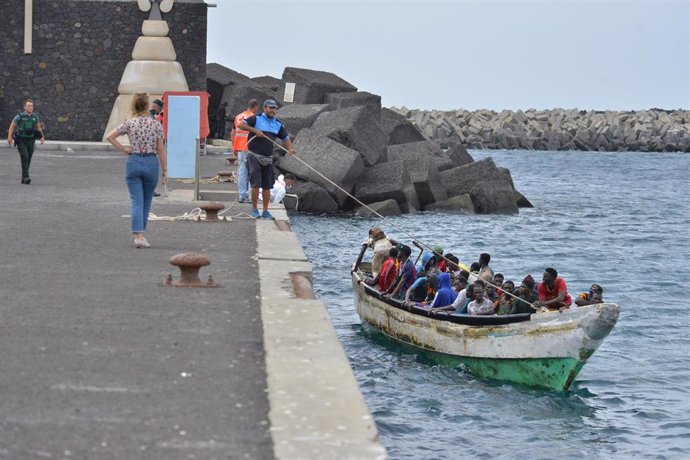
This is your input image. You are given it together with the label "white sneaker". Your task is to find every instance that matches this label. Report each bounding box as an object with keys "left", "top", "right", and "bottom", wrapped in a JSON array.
[{"left": 134, "top": 237, "right": 151, "bottom": 248}]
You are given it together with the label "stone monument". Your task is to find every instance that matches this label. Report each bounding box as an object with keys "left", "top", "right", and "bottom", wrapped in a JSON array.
[{"left": 103, "top": 0, "right": 188, "bottom": 140}]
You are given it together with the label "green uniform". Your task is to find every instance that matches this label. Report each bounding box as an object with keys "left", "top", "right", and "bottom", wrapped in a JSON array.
[{"left": 12, "top": 111, "right": 40, "bottom": 182}]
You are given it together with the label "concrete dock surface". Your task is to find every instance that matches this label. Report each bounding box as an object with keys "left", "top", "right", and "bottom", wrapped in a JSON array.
[{"left": 0, "top": 142, "right": 386, "bottom": 459}]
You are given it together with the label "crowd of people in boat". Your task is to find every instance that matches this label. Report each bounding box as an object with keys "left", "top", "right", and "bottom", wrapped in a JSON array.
[{"left": 360, "top": 227, "right": 605, "bottom": 316}]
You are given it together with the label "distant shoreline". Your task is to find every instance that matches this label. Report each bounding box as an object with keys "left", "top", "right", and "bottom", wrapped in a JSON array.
[{"left": 395, "top": 107, "right": 689, "bottom": 152}]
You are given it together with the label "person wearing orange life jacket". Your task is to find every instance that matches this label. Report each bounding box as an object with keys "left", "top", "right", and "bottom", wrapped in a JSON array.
[{"left": 231, "top": 99, "right": 259, "bottom": 203}]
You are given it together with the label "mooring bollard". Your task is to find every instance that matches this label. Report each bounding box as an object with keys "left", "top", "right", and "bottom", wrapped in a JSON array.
[
  {"left": 198, "top": 202, "right": 225, "bottom": 222},
  {"left": 163, "top": 253, "right": 220, "bottom": 288}
]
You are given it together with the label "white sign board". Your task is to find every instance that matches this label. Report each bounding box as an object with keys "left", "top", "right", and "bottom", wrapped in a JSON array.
[
  {"left": 283, "top": 82, "right": 296, "bottom": 103},
  {"left": 166, "top": 95, "right": 200, "bottom": 179}
]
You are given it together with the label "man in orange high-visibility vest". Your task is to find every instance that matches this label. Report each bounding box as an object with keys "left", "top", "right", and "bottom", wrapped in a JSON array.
[{"left": 231, "top": 99, "right": 260, "bottom": 203}]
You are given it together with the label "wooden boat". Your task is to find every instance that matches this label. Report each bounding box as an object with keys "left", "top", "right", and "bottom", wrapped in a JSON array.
[{"left": 351, "top": 255, "right": 620, "bottom": 391}]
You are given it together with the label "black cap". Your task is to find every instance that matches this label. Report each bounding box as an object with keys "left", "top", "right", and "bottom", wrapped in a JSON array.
[
  {"left": 590, "top": 284, "right": 603, "bottom": 294},
  {"left": 153, "top": 99, "right": 164, "bottom": 108}
]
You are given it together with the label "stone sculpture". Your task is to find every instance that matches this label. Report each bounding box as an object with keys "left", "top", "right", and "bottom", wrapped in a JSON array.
[{"left": 103, "top": 0, "right": 188, "bottom": 140}]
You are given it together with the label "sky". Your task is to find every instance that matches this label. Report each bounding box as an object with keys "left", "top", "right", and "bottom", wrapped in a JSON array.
[{"left": 205, "top": 0, "right": 689, "bottom": 112}]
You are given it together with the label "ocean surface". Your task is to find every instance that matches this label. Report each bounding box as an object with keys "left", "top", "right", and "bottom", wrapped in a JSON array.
[{"left": 289, "top": 150, "right": 690, "bottom": 460}]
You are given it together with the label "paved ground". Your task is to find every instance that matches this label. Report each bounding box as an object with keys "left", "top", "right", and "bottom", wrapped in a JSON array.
[
  {"left": 0, "top": 142, "right": 387, "bottom": 460},
  {"left": 0, "top": 145, "right": 273, "bottom": 459}
]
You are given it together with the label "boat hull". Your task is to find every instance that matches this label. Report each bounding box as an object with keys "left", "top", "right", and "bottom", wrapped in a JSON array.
[{"left": 352, "top": 272, "right": 619, "bottom": 391}]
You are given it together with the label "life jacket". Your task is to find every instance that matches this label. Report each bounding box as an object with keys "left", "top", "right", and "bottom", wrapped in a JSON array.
[
  {"left": 233, "top": 110, "right": 254, "bottom": 151},
  {"left": 15, "top": 112, "right": 39, "bottom": 141}
]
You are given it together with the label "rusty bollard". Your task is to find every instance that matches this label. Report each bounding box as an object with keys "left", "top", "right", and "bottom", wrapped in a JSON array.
[
  {"left": 217, "top": 171, "right": 233, "bottom": 180},
  {"left": 163, "top": 253, "right": 220, "bottom": 288},
  {"left": 199, "top": 202, "right": 225, "bottom": 222}
]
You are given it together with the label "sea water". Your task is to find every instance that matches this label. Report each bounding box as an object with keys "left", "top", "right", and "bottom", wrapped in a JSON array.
[{"left": 289, "top": 150, "right": 690, "bottom": 459}]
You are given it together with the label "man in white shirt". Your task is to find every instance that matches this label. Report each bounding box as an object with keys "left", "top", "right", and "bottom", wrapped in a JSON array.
[{"left": 468, "top": 283, "right": 496, "bottom": 315}]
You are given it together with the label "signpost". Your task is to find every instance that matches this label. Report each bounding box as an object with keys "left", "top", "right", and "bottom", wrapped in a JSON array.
[{"left": 24, "top": 0, "right": 33, "bottom": 54}]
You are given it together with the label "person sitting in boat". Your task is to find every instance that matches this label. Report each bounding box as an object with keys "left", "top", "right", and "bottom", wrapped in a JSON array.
[
  {"left": 384, "top": 244, "right": 416, "bottom": 300},
  {"left": 364, "top": 227, "right": 395, "bottom": 277},
  {"left": 493, "top": 273, "right": 505, "bottom": 294},
  {"left": 478, "top": 253, "right": 494, "bottom": 283},
  {"left": 514, "top": 276, "right": 538, "bottom": 313},
  {"left": 468, "top": 283, "right": 496, "bottom": 315},
  {"left": 467, "top": 262, "right": 481, "bottom": 284},
  {"left": 534, "top": 267, "right": 573, "bottom": 312},
  {"left": 432, "top": 245, "right": 446, "bottom": 272},
  {"left": 575, "top": 283, "right": 605, "bottom": 307},
  {"left": 452, "top": 274, "right": 468, "bottom": 293},
  {"left": 428, "top": 272, "right": 457, "bottom": 308},
  {"left": 363, "top": 247, "right": 399, "bottom": 292},
  {"left": 445, "top": 253, "right": 460, "bottom": 276},
  {"left": 495, "top": 280, "right": 519, "bottom": 315},
  {"left": 415, "top": 251, "right": 438, "bottom": 278},
  {"left": 403, "top": 272, "right": 439, "bottom": 306},
  {"left": 429, "top": 280, "right": 480, "bottom": 315},
  {"left": 485, "top": 283, "right": 499, "bottom": 302}
]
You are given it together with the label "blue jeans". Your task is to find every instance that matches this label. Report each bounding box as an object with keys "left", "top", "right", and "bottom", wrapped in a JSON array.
[
  {"left": 237, "top": 150, "right": 250, "bottom": 201},
  {"left": 125, "top": 154, "right": 159, "bottom": 233}
]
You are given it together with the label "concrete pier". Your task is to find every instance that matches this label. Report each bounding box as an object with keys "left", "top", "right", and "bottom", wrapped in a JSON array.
[{"left": 0, "top": 141, "right": 386, "bottom": 459}]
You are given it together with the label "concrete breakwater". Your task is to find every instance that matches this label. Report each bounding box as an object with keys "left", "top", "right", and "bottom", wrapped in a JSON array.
[
  {"left": 393, "top": 107, "right": 690, "bottom": 152},
  {"left": 208, "top": 64, "right": 531, "bottom": 216}
]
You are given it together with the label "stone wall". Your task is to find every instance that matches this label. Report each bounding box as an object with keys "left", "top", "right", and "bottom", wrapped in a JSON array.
[
  {"left": 395, "top": 107, "right": 690, "bottom": 152},
  {"left": 0, "top": 0, "right": 207, "bottom": 141}
]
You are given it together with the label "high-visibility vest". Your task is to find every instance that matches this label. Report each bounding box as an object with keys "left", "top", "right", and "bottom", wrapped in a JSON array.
[{"left": 233, "top": 110, "right": 254, "bottom": 152}]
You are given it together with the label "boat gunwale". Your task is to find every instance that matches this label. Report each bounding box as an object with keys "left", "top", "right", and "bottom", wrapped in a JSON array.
[{"left": 353, "top": 269, "right": 533, "bottom": 326}]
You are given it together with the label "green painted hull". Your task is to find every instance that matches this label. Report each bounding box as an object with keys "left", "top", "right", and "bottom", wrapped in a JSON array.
[
  {"left": 425, "top": 350, "right": 585, "bottom": 391},
  {"left": 363, "top": 324, "right": 586, "bottom": 391}
]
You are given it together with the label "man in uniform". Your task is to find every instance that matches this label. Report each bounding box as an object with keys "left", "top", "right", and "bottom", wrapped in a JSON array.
[
  {"left": 6, "top": 99, "right": 45, "bottom": 184},
  {"left": 238, "top": 99, "right": 296, "bottom": 219},
  {"left": 231, "top": 99, "right": 259, "bottom": 203}
]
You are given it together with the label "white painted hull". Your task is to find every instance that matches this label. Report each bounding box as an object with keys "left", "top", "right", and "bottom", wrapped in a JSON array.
[{"left": 352, "top": 271, "right": 620, "bottom": 390}]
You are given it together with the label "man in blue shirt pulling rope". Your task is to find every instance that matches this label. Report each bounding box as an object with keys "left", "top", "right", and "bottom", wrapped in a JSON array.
[{"left": 238, "top": 99, "right": 296, "bottom": 220}]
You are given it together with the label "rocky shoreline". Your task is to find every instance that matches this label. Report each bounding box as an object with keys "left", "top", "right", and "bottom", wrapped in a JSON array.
[{"left": 394, "top": 107, "right": 690, "bottom": 152}]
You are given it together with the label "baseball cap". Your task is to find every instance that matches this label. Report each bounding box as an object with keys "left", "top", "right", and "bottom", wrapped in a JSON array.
[
  {"left": 153, "top": 99, "right": 164, "bottom": 108},
  {"left": 590, "top": 284, "right": 603, "bottom": 294},
  {"left": 432, "top": 245, "right": 444, "bottom": 254},
  {"left": 263, "top": 99, "right": 278, "bottom": 108}
]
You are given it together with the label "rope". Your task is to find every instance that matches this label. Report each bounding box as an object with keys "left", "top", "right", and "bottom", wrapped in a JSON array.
[
  {"left": 175, "top": 174, "right": 235, "bottom": 184},
  {"left": 256, "top": 135, "right": 536, "bottom": 309}
]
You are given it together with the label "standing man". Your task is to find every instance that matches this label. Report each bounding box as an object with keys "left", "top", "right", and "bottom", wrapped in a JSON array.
[
  {"left": 238, "top": 99, "right": 296, "bottom": 220},
  {"left": 150, "top": 98, "right": 165, "bottom": 197},
  {"left": 384, "top": 245, "right": 416, "bottom": 300},
  {"left": 7, "top": 99, "right": 45, "bottom": 184},
  {"left": 231, "top": 99, "right": 259, "bottom": 203},
  {"left": 150, "top": 98, "right": 164, "bottom": 123},
  {"left": 216, "top": 101, "right": 228, "bottom": 139}
]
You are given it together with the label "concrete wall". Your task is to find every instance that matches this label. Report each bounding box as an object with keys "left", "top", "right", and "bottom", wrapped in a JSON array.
[
  {"left": 0, "top": 0, "right": 207, "bottom": 141},
  {"left": 396, "top": 107, "right": 690, "bottom": 152}
]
